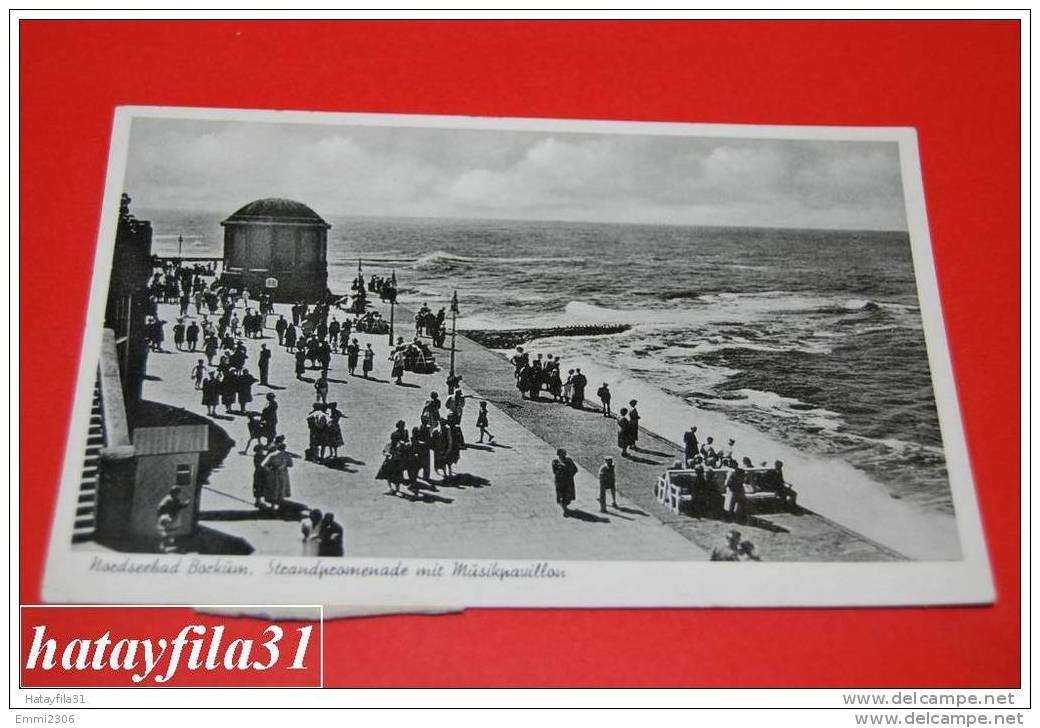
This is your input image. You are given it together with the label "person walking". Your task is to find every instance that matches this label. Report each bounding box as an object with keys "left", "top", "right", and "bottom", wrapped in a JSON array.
[
  {"left": 203, "top": 333, "right": 218, "bottom": 365},
  {"left": 252, "top": 443, "right": 268, "bottom": 509},
  {"left": 294, "top": 348, "right": 307, "bottom": 380},
  {"left": 243, "top": 414, "right": 265, "bottom": 453},
  {"left": 261, "top": 442, "right": 294, "bottom": 512},
  {"left": 552, "top": 448, "right": 578, "bottom": 517},
  {"left": 570, "top": 368, "right": 588, "bottom": 410},
  {"left": 377, "top": 423, "right": 409, "bottom": 494},
  {"left": 362, "top": 343, "right": 375, "bottom": 378},
  {"left": 391, "top": 350, "right": 405, "bottom": 385},
  {"left": 306, "top": 404, "right": 329, "bottom": 462},
  {"left": 284, "top": 323, "right": 297, "bottom": 352},
  {"left": 173, "top": 320, "right": 185, "bottom": 351},
  {"left": 346, "top": 338, "right": 360, "bottom": 376},
  {"left": 220, "top": 371, "right": 238, "bottom": 415},
  {"left": 236, "top": 368, "right": 257, "bottom": 414},
  {"left": 314, "top": 373, "right": 329, "bottom": 405},
  {"left": 628, "top": 400, "right": 641, "bottom": 449},
  {"left": 185, "top": 321, "right": 200, "bottom": 352},
  {"left": 201, "top": 370, "right": 219, "bottom": 416},
  {"left": 275, "top": 315, "right": 288, "bottom": 345},
  {"left": 476, "top": 401, "right": 495, "bottom": 443},
  {"left": 616, "top": 407, "right": 632, "bottom": 457},
  {"left": 190, "top": 359, "right": 207, "bottom": 390},
  {"left": 326, "top": 402, "right": 345, "bottom": 461},
  {"left": 430, "top": 420, "right": 454, "bottom": 478},
  {"left": 261, "top": 393, "right": 279, "bottom": 441},
  {"left": 598, "top": 456, "right": 618, "bottom": 513},
  {"left": 596, "top": 383, "right": 611, "bottom": 416},
  {"left": 422, "top": 392, "right": 442, "bottom": 426},
  {"left": 258, "top": 343, "right": 272, "bottom": 386}
]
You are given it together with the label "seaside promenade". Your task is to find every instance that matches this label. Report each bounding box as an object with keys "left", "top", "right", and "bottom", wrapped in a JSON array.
[
  {"left": 119, "top": 296, "right": 903, "bottom": 562},
  {"left": 133, "top": 301, "right": 704, "bottom": 561}
]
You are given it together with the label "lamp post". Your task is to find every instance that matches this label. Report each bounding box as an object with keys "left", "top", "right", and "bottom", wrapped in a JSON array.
[
  {"left": 355, "top": 258, "right": 364, "bottom": 314},
  {"left": 449, "top": 290, "right": 459, "bottom": 379},
  {"left": 387, "top": 269, "right": 397, "bottom": 346},
  {"left": 177, "top": 234, "right": 183, "bottom": 260}
]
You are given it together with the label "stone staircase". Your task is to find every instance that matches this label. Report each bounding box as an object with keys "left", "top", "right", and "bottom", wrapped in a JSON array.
[{"left": 72, "top": 376, "right": 104, "bottom": 543}]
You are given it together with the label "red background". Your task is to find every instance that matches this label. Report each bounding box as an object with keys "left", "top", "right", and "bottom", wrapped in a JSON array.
[{"left": 19, "top": 20, "right": 1021, "bottom": 687}]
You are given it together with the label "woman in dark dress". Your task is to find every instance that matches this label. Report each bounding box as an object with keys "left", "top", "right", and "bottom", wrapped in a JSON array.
[
  {"left": 362, "top": 344, "right": 375, "bottom": 378},
  {"left": 201, "top": 371, "right": 220, "bottom": 416},
  {"left": 326, "top": 402, "right": 345, "bottom": 461},
  {"left": 552, "top": 448, "right": 578, "bottom": 516},
  {"left": 430, "top": 421, "right": 453, "bottom": 477},
  {"left": 616, "top": 407, "right": 631, "bottom": 457},
  {"left": 219, "top": 371, "right": 238, "bottom": 414},
  {"left": 376, "top": 423, "right": 409, "bottom": 494},
  {"left": 237, "top": 368, "right": 257, "bottom": 414},
  {"left": 252, "top": 443, "right": 268, "bottom": 508},
  {"left": 346, "top": 339, "right": 360, "bottom": 375}
]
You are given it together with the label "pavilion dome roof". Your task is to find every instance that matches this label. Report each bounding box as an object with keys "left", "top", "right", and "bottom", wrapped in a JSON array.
[{"left": 221, "top": 198, "right": 330, "bottom": 227}]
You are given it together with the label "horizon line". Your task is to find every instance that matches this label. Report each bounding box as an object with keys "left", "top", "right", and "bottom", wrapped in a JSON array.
[{"left": 132, "top": 204, "right": 910, "bottom": 236}]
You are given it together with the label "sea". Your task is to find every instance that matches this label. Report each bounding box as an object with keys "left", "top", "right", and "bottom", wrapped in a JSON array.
[{"left": 142, "top": 210, "right": 959, "bottom": 559}]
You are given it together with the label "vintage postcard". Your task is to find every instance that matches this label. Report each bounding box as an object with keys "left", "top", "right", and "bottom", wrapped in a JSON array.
[{"left": 40, "top": 107, "right": 993, "bottom": 607}]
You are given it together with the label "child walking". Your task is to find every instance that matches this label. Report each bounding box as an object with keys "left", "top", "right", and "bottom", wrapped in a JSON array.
[{"left": 476, "top": 401, "right": 495, "bottom": 444}]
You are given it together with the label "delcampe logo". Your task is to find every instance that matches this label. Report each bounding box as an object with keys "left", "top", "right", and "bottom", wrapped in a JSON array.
[{"left": 20, "top": 606, "right": 322, "bottom": 688}]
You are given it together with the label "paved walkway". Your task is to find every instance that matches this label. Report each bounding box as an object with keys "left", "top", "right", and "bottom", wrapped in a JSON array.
[
  {"left": 422, "top": 304, "right": 904, "bottom": 562},
  {"left": 137, "top": 301, "right": 706, "bottom": 561}
]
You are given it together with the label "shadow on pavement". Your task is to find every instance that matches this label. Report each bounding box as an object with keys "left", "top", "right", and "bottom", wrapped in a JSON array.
[{"left": 566, "top": 508, "right": 610, "bottom": 523}]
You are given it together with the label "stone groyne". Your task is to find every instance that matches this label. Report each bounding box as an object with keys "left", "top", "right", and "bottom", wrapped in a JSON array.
[{"left": 460, "top": 323, "right": 630, "bottom": 350}]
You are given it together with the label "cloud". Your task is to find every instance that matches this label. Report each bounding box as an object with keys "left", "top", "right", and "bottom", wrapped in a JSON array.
[{"left": 124, "top": 118, "right": 908, "bottom": 230}]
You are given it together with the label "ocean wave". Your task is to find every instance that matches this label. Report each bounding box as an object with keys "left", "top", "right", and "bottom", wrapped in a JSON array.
[
  {"left": 840, "top": 298, "right": 920, "bottom": 313},
  {"left": 406, "top": 250, "right": 585, "bottom": 272},
  {"left": 564, "top": 293, "right": 838, "bottom": 328},
  {"left": 727, "top": 388, "right": 846, "bottom": 432}
]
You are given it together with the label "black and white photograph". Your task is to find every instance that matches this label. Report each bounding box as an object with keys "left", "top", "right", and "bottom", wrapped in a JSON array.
[{"left": 43, "top": 108, "right": 992, "bottom": 607}]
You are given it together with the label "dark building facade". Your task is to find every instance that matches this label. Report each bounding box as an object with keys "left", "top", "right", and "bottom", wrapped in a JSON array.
[
  {"left": 105, "top": 193, "right": 154, "bottom": 403},
  {"left": 219, "top": 198, "right": 331, "bottom": 302}
]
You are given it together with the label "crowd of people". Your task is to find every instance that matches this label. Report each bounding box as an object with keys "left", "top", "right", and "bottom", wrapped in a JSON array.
[
  {"left": 368, "top": 273, "right": 397, "bottom": 303},
  {"left": 414, "top": 302, "right": 449, "bottom": 349},
  {"left": 374, "top": 386, "right": 483, "bottom": 497},
  {"left": 146, "top": 253, "right": 796, "bottom": 563},
  {"left": 509, "top": 346, "right": 595, "bottom": 408}
]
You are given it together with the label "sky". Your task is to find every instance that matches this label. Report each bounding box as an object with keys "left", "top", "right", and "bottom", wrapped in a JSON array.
[{"left": 124, "top": 117, "right": 908, "bottom": 231}]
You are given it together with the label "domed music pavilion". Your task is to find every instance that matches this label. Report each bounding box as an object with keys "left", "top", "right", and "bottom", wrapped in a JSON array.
[{"left": 220, "top": 198, "right": 331, "bottom": 302}]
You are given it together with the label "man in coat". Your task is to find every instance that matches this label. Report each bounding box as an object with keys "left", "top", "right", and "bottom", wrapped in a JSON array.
[
  {"left": 258, "top": 343, "right": 272, "bottom": 386},
  {"left": 552, "top": 448, "right": 578, "bottom": 517},
  {"left": 683, "top": 426, "right": 699, "bottom": 465},
  {"left": 261, "top": 393, "right": 279, "bottom": 441},
  {"left": 275, "top": 315, "right": 288, "bottom": 345},
  {"left": 237, "top": 368, "right": 258, "bottom": 414}
]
